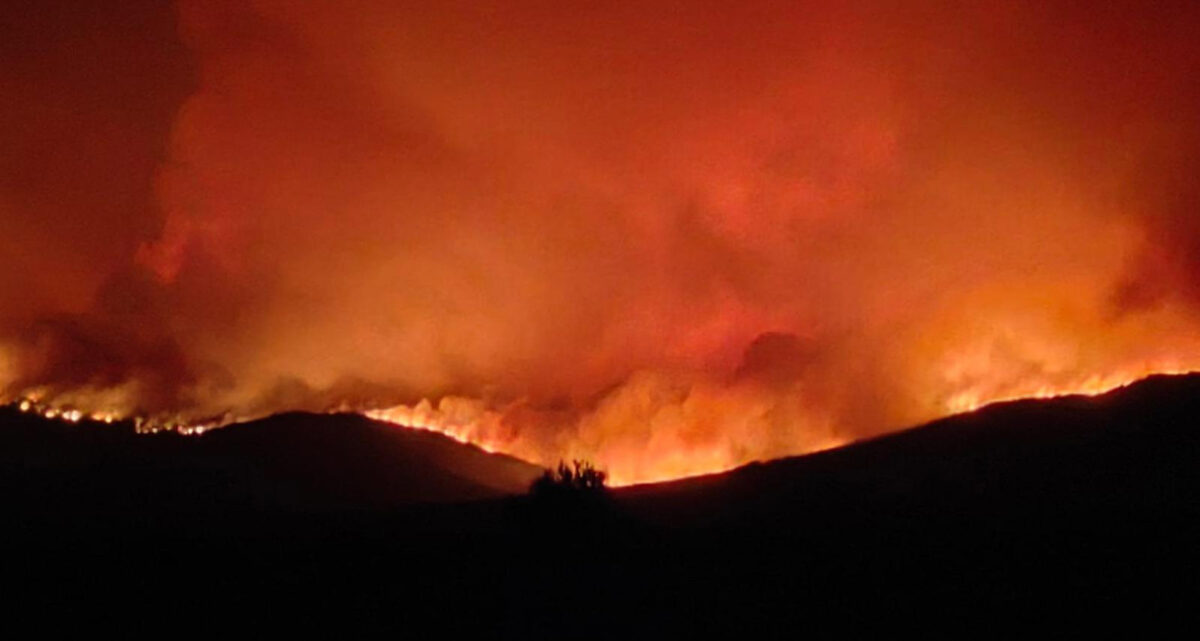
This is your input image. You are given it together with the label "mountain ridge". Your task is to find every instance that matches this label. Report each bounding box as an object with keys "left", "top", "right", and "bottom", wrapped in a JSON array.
[{"left": 0, "top": 405, "right": 544, "bottom": 517}]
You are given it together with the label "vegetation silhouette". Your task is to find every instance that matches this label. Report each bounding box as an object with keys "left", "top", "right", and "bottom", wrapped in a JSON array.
[
  {"left": 9, "top": 374, "right": 1200, "bottom": 633},
  {"left": 530, "top": 459, "right": 608, "bottom": 498},
  {"left": 516, "top": 459, "right": 614, "bottom": 534}
]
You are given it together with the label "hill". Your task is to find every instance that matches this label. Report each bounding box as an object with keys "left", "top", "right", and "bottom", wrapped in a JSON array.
[
  {"left": 3, "top": 373, "right": 1199, "bottom": 633},
  {"left": 0, "top": 407, "right": 543, "bottom": 528},
  {"left": 621, "top": 372, "right": 1200, "bottom": 529}
]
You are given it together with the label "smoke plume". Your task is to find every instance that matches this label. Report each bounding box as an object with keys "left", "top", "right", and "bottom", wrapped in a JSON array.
[{"left": 4, "top": 1, "right": 1200, "bottom": 482}]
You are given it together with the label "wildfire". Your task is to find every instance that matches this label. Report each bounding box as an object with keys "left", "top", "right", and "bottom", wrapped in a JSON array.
[
  {"left": 362, "top": 362, "right": 1198, "bottom": 487},
  {"left": 4, "top": 0, "right": 1200, "bottom": 491},
  {"left": 365, "top": 399, "right": 502, "bottom": 454},
  {"left": 7, "top": 397, "right": 205, "bottom": 431},
  {"left": 11, "top": 399, "right": 117, "bottom": 425},
  {"left": 6, "top": 360, "right": 1198, "bottom": 487},
  {"left": 941, "top": 367, "right": 1197, "bottom": 414}
]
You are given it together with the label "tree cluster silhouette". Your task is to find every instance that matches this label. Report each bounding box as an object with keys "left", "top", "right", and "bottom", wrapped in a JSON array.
[
  {"left": 513, "top": 460, "right": 615, "bottom": 536},
  {"left": 530, "top": 460, "right": 608, "bottom": 498}
]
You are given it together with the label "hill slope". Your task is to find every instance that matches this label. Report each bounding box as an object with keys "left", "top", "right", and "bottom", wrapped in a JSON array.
[
  {"left": 620, "top": 372, "right": 1200, "bottom": 529},
  {"left": 0, "top": 408, "right": 543, "bottom": 524},
  {"left": 4, "top": 374, "right": 1199, "bottom": 632},
  {"left": 619, "top": 372, "right": 1200, "bottom": 528}
]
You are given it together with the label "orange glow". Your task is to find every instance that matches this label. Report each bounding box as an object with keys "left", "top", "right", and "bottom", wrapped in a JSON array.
[
  {"left": 15, "top": 357, "right": 1195, "bottom": 486},
  {"left": 364, "top": 365, "right": 1198, "bottom": 487},
  {"left": 941, "top": 367, "right": 1196, "bottom": 414}
]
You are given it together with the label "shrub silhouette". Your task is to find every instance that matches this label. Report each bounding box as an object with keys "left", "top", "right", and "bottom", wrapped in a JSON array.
[
  {"left": 518, "top": 460, "right": 614, "bottom": 536},
  {"left": 529, "top": 459, "right": 608, "bottom": 500}
]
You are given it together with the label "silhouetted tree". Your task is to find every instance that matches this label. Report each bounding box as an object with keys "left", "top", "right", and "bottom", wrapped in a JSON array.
[
  {"left": 530, "top": 459, "right": 608, "bottom": 498},
  {"left": 525, "top": 460, "right": 609, "bottom": 511},
  {"left": 515, "top": 459, "right": 615, "bottom": 538}
]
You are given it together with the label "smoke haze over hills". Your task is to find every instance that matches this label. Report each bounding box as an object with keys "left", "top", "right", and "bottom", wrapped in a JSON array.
[{"left": 3, "top": 1, "right": 1200, "bottom": 481}]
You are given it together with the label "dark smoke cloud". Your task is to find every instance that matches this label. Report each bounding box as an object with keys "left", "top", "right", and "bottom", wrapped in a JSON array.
[
  {"left": 0, "top": 1, "right": 194, "bottom": 408},
  {"left": 3, "top": 1, "right": 1200, "bottom": 480}
]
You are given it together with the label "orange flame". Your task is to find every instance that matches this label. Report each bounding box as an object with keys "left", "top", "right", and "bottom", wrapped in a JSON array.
[
  {"left": 9, "top": 359, "right": 1198, "bottom": 487},
  {"left": 365, "top": 362, "right": 1198, "bottom": 487}
]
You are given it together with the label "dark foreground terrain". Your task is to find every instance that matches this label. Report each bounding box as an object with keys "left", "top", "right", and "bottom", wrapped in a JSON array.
[{"left": 3, "top": 375, "right": 1200, "bottom": 634}]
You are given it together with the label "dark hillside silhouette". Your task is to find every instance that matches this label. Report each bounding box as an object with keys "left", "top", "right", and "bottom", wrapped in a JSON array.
[
  {"left": 4, "top": 373, "right": 1200, "bottom": 633},
  {"left": 0, "top": 409, "right": 542, "bottom": 524}
]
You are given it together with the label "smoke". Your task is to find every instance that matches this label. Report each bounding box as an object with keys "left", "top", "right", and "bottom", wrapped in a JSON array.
[{"left": 3, "top": 1, "right": 1200, "bottom": 481}]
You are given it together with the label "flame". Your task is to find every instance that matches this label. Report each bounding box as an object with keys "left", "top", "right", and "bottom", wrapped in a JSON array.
[
  {"left": 362, "top": 383, "right": 833, "bottom": 487},
  {"left": 361, "top": 292, "right": 1200, "bottom": 486},
  {"left": 941, "top": 367, "right": 1194, "bottom": 414},
  {"left": 364, "top": 360, "right": 1199, "bottom": 487},
  {"left": 8, "top": 396, "right": 201, "bottom": 432},
  {"left": 7, "top": 359, "right": 1198, "bottom": 486},
  {"left": 7, "top": 276, "right": 1200, "bottom": 487},
  {"left": 367, "top": 369, "right": 1200, "bottom": 484}
]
